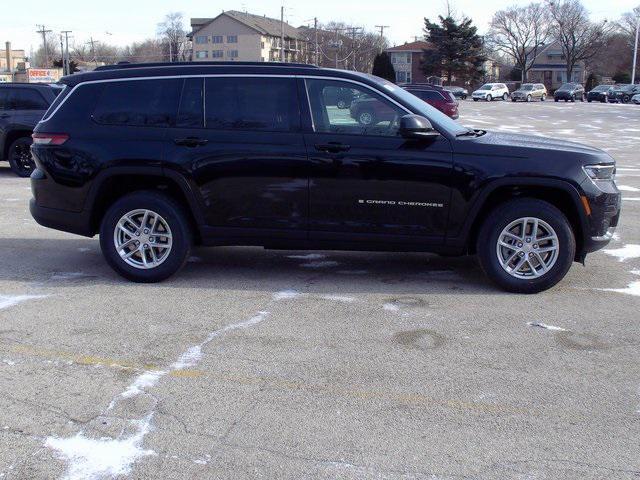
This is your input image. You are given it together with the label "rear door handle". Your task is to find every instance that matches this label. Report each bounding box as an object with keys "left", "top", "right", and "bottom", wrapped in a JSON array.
[
  {"left": 174, "top": 137, "right": 208, "bottom": 147},
  {"left": 314, "top": 143, "right": 351, "bottom": 153}
]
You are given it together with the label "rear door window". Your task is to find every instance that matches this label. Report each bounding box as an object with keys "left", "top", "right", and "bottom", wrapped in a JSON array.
[
  {"left": 93, "top": 79, "right": 181, "bottom": 127},
  {"left": 204, "top": 77, "right": 300, "bottom": 132},
  {"left": 176, "top": 78, "right": 203, "bottom": 128},
  {"left": 12, "top": 88, "right": 50, "bottom": 110}
]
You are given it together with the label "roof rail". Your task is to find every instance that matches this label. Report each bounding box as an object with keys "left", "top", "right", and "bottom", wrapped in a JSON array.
[{"left": 94, "top": 61, "right": 319, "bottom": 71}]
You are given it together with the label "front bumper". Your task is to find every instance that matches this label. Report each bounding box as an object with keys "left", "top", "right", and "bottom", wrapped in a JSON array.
[{"left": 581, "top": 180, "right": 622, "bottom": 255}]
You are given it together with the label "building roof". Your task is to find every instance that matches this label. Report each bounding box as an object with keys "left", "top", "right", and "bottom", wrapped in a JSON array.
[
  {"left": 385, "top": 41, "right": 431, "bottom": 52},
  {"left": 191, "top": 10, "right": 302, "bottom": 39}
]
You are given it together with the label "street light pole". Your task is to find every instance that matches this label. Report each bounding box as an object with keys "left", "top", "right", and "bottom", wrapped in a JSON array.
[{"left": 633, "top": 9, "right": 639, "bottom": 84}]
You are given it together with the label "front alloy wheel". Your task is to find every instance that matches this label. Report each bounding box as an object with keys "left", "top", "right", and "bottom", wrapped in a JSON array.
[
  {"left": 496, "top": 218, "right": 559, "bottom": 279},
  {"left": 477, "top": 198, "right": 575, "bottom": 293}
]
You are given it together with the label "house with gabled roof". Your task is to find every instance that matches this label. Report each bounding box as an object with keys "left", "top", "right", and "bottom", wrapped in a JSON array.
[
  {"left": 527, "top": 41, "right": 587, "bottom": 90},
  {"left": 385, "top": 41, "right": 434, "bottom": 84},
  {"left": 189, "top": 11, "right": 307, "bottom": 63}
]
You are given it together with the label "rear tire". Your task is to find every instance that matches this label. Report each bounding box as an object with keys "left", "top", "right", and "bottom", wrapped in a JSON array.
[
  {"left": 99, "top": 191, "right": 192, "bottom": 283},
  {"left": 8, "top": 137, "right": 35, "bottom": 178},
  {"left": 541, "top": 94, "right": 546, "bottom": 101},
  {"left": 503, "top": 93, "right": 509, "bottom": 101},
  {"left": 476, "top": 198, "right": 575, "bottom": 293}
]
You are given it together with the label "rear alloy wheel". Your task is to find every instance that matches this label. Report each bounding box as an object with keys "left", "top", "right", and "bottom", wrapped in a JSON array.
[
  {"left": 100, "top": 191, "right": 192, "bottom": 282},
  {"left": 503, "top": 93, "right": 509, "bottom": 101},
  {"left": 623, "top": 95, "right": 630, "bottom": 104},
  {"left": 8, "top": 137, "right": 35, "bottom": 178},
  {"left": 337, "top": 99, "right": 347, "bottom": 109},
  {"left": 477, "top": 198, "right": 575, "bottom": 293}
]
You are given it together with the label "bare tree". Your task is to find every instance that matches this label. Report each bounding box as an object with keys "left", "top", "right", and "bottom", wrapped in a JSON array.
[
  {"left": 157, "top": 12, "right": 187, "bottom": 62},
  {"left": 487, "top": 3, "right": 550, "bottom": 82},
  {"left": 617, "top": 7, "right": 640, "bottom": 40},
  {"left": 32, "top": 32, "right": 60, "bottom": 68},
  {"left": 546, "top": 0, "right": 611, "bottom": 81}
]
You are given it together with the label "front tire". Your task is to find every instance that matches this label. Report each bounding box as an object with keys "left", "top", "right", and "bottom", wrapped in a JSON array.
[
  {"left": 486, "top": 94, "right": 493, "bottom": 102},
  {"left": 8, "top": 137, "right": 35, "bottom": 178},
  {"left": 476, "top": 198, "right": 575, "bottom": 293},
  {"left": 99, "top": 191, "right": 192, "bottom": 283}
]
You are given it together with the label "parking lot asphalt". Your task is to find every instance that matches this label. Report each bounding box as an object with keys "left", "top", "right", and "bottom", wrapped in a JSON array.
[{"left": 0, "top": 100, "right": 639, "bottom": 480}]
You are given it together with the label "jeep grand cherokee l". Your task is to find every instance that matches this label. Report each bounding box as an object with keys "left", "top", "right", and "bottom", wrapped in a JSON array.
[{"left": 30, "top": 62, "right": 621, "bottom": 293}]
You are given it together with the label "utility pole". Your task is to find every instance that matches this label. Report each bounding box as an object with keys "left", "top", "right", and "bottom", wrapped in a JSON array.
[
  {"left": 345, "top": 27, "right": 362, "bottom": 71},
  {"left": 280, "top": 5, "right": 285, "bottom": 62},
  {"left": 87, "top": 37, "right": 97, "bottom": 66},
  {"left": 36, "top": 24, "right": 52, "bottom": 68},
  {"left": 61, "top": 31, "right": 72, "bottom": 75},
  {"left": 59, "top": 35, "right": 64, "bottom": 72},
  {"left": 375, "top": 25, "right": 389, "bottom": 53},
  {"left": 314, "top": 17, "right": 319, "bottom": 66},
  {"left": 633, "top": 7, "right": 639, "bottom": 85}
]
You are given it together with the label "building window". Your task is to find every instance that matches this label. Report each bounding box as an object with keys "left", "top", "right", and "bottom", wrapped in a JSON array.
[
  {"left": 261, "top": 42, "right": 265, "bottom": 49},
  {"left": 195, "top": 50, "right": 209, "bottom": 59},
  {"left": 212, "top": 36, "right": 223, "bottom": 44},
  {"left": 396, "top": 71, "right": 408, "bottom": 83},
  {"left": 211, "top": 50, "right": 223, "bottom": 58},
  {"left": 227, "top": 50, "right": 239, "bottom": 58},
  {"left": 195, "top": 36, "right": 208, "bottom": 44},
  {"left": 227, "top": 35, "right": 238, "bottom": 43}
]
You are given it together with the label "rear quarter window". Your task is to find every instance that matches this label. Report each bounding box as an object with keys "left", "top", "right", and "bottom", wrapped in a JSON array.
[{"left": 93, "top": 79, "right": 181, "bottom": 127}]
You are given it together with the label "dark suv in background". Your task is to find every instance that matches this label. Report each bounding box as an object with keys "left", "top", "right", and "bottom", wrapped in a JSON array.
[
  {"left": 554, "top": 83, "right": 585, "bottom": 102},
  {"left": 30, "top": 62, "right": 621, "bottom": 293},
  {"left": 609, "top": 84, "right": 640, "bottom": 104},
  {"left": 0, "top": 83, "right": 61, "bottom": 176},
  {"left": 587, "top": 85, "right": 615, "bottom": 103}
]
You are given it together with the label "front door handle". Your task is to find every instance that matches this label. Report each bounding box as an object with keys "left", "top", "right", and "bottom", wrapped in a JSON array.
[
  {"left": 174, "top": 137, "right": 208, "bottom": 147},
  {"left": 314, "top": 143, "right": 351, "bottom": 153}
]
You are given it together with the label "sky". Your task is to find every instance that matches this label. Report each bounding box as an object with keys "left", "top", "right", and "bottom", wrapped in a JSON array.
[{"left": 2, "top": 0, "right": 638, "bottom": 56}]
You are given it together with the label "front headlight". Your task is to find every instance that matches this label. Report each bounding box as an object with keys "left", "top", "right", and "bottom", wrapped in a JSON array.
[{"left": 583, "top": 164, "right": 616, "bottom": 181}]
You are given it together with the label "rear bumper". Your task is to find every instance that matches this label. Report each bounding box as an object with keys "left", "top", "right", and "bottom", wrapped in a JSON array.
[{"left": 29, "top": 198, "right": 93, "bottom": 237}]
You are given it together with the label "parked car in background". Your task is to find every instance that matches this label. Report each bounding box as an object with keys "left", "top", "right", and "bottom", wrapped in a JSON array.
[
  {"left": 632, "top": 93, "right": 640, "bottom": 104},
  {"left": 444, "top": 86, "right": 468, "bottom": 100},
  {"left": 511, "top": 83, "right": 547, "bottom": 102},
  {"left": 403, "top": 85, "right": 459, "bottom": 119},
  {"left": 609, "top": 84, "right": 640, "bottom": 104},
  {"left": 587, "top": 85, "right": 615, "bottom": 103},
  {"left": 323, "top": 86, "right": 358, "bottom": 109},
  {"left": 0, "top": 83, "right": 62, "bottom": 177},
  {"left": 554, "top": 83, "right": 585, "bottom": 102},
  {"left": 472, "top": 83, "right": 510, "bottom": 101}
]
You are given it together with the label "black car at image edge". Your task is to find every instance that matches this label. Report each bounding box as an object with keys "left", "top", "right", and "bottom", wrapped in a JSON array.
[
  {"left": 30, "top": 62, "right": 621, "bottom": 293},
  {"left": 0, "top": 83, "right": 62, "bottom": 176}
]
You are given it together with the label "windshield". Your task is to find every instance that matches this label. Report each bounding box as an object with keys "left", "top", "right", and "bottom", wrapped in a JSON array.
[
  {"left": 477, "top": 84, "right": 491, "bottom": 90},
  {"left": 520, "top": 84, "right": 534, "bottom": 90},
  {"left": 618, "top": 84, "right": 634, "bottom": 92},
  {"left": 592, "top": 85, "right": 609, "bottom": 91},
  {"left": 363, "top": 74, "right": 467, "bottom": 136},
  {"left": 558, "top": 83, "right": 575, "bottom": 91}
]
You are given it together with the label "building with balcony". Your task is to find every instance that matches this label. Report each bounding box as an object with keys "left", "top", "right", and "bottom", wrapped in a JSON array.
[{"left": 189, "top": 11, "right": 307, "bottom": 63}]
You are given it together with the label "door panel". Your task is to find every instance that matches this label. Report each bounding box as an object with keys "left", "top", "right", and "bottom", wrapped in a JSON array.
[
  {"left": 303, "top": 78, "right": 453, "bottom": 241},
  {"left": 164, "top": 77, "right": 309, "bottom": 235}
]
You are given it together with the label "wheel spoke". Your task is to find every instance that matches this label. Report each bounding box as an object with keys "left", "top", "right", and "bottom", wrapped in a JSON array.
[
  {"left": 532, "top": 218, "right": 539, "bottom": 241},
  {"left": 499, "top": 240, "right": 517, "bottom": 249},
  {"left": 533, "top": 253, "right": 548, "bottom": 273}
]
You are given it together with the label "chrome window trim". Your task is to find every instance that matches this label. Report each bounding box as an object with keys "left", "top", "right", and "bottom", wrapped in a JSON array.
[{"left": 40, "top": 74, "right": 413, "bottom": 125}]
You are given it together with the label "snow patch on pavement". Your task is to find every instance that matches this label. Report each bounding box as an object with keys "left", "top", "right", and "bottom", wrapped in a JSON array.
[
  {"left": 273, "top": 289, "right": 301, "bottom": 301},
  {"left": 320, "top": 295, "right": 355, "bottom": 302},
  {"left": 46, "top": 311, "right": 269, "bottom": 479},
  {"left": 0, "top": 294, "right": 48, "bottom": 310},
  {"left": 527, "top": 322, "right": 567, "bottom": 331},
  {"left": 601, "top": 281, "right": 640, "bottom": 297},
  {"left": 287, "top": 253, "right": 326, "bottom": 260},
  {"left": 45, "top": 414, "right": 156, "bottom": 480},
  {"left": 49, "top": 272, "right": 89, "bottom": 281},
  {"left": 617, "top": 185, "right": 640, "bottom": 192},
  {"left": 603, "top": 244, "right": 640, "bottom": 262},
  {"left": 383, "top": 303, "right": 400, "bottom": 312}
]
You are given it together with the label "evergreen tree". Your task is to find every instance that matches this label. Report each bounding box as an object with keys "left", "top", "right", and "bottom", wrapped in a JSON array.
[
  {"left": 372, "top": 52, "right": 396, "bottom": 83},
  {"left": 421, "top": 16, "right": 486, "bottom": 85}
]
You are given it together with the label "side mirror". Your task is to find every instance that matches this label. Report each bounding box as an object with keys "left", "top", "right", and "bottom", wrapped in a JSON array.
[{"left": 399, "top": 115, "right": 440, "bottom": 139}]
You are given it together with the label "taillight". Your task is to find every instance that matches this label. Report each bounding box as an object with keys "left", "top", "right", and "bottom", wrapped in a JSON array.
[{"left": 32, "top": 133, "right": 69, "bottom": 145}]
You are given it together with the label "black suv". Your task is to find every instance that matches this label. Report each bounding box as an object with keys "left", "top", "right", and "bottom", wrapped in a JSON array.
[
  {"left": 30, "top": 62, "right": 621, "bottom": 293},
  {"left": 0, "top": 83, "right": 61, "bottom": 176},
  {"left": 554, "top": 83, "right": 585, "bottom": 102}
]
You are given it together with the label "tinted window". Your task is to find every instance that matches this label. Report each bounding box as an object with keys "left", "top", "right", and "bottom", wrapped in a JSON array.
[
  {"left": 306, "top": 79, "right": 406, "bottom": 137},
  {"left": 177, "top": 78, "right": 203, "bottom": 128},
  {"left": 93, "top": 79, "right": 181, "bottom": 127},
  {"left": 204, "top": 77, "right": 299, "bottom": 132},
  {"left": 408, "top": 90, "right": 444, "bottom": 101},
  {"left": 12, "top": 89, "right": 49, "bottom": 110}
]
